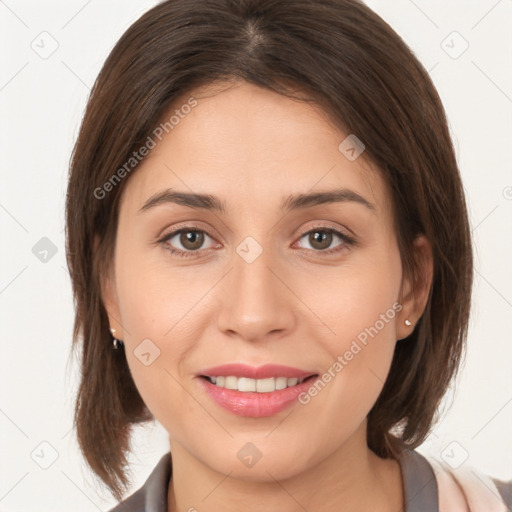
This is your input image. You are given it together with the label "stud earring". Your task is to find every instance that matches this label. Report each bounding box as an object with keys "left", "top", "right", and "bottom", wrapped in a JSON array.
[{"left": 404, "top": 319, "right": 412, "bottom": 326}]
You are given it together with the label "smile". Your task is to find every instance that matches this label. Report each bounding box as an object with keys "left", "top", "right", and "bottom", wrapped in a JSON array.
[{"left": 202, "top": 375, "right": 315, "bottom": 392}]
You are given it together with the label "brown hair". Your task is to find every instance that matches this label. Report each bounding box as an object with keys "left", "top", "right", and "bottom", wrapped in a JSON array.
[{"left": 65, "top": 0, "right": 473, "bottom": 501}]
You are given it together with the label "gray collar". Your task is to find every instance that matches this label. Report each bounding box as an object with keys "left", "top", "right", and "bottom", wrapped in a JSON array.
[{"left": 110, "top": 448, "right": 438, "bottom": 512}]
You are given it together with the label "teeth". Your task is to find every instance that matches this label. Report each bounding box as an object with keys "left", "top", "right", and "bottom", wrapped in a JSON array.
[
  {"left": 225, "top": 376, "right": 238, "bottom": 389},
  {"left": 207, "top": 375, "right": 306, "bottom": 392},
  {"left": 275, "top": 377, "right": 288, "bottom": 390},
  {"left": 239, "top": 377, "right": 256, "bottom": 392}
]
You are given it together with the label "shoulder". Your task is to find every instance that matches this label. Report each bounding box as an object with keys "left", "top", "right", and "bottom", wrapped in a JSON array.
[
  {"left": 108, "top": 452, "right": 172, "bottom": 512},
  {"left": 420, "top": 451, "right": 512, "bottom": 511}
]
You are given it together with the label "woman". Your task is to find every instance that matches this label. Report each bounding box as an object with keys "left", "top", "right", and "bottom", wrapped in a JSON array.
[{"left": 65, "top": 0, "right": 511, "bottom": 510}]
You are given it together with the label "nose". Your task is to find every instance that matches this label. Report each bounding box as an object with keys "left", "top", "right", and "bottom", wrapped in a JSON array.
[{"left": 215, "top": 241, "right": 295, "bottom": 343}]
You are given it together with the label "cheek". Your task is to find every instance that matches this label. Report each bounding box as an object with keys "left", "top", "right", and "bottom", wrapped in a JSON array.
[
  {"left": 311, "top": 253, "right": 401, "bottom": 353},
  {"left": 112, "top": 249, "right": 200, "bottom": 412},
  {"left": 114, "top": 240, "right": 209, "bottom": 340},
  {"left": 299, "top": 251, "right": 402, "bottom": 415}
]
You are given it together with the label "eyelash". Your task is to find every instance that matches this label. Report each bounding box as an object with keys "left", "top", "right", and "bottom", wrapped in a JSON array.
[{"left": 158, "top": 224, "right": 357, "bottom": 259}]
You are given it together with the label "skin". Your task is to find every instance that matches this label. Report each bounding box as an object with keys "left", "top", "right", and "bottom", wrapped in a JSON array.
[{"left": 101, "top": 80, "right": 433, "bottom": 512}]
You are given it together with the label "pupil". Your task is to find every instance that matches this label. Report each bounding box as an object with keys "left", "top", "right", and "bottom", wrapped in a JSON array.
[
  {"left": 312, "top": 230, "right": 331, "bottom": 249},
  {"left": 182, "top": 230, "right": 203, "bottom": 249}
]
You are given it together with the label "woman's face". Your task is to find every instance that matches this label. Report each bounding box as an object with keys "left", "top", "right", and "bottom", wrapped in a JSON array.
[{"left": 102, "top": 80, "right": 429, "bottom": 480}]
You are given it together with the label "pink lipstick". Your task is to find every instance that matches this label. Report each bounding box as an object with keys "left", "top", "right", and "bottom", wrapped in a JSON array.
[{"left": 197, "top": 363, "right": 319, "bottom": 417}]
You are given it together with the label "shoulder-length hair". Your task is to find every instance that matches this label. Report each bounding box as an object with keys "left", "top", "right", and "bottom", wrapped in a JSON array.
[{"left": 65, "top": 0, "right": 473, "bottom": 501}]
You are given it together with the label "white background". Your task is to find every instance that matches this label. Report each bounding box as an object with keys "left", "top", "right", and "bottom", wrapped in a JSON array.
[{"left": 1, "top": 0, "right": 511, "bottom": 510}]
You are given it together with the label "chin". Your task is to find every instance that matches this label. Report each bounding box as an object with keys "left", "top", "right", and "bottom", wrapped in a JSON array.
[{"left": 200, "top": 441, "right": 315, "bottom": 482}]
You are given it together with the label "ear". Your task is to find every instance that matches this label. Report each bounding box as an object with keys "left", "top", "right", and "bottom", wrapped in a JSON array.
[
  {"left": 396, "top": 234, "right": 433, "bottom": 341},
  {"left": 95, "top": 234, "right": 124, "bottom": 341}
]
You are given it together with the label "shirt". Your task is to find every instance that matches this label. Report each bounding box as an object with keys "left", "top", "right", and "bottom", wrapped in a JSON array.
[{"left": 108, "top": 449, "right": 512, "bottom": 511}]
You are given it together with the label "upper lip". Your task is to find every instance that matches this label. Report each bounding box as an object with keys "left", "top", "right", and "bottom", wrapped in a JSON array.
[{"left": 199, "top": 363, "right": 318, "bottom": 379}]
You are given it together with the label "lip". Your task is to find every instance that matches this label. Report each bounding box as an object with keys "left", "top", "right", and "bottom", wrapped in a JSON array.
[
  {"left": 198, "top": 363, "right": 317, "bottom": 379},
  {"left": 197, "top": 374, "right": 320, "bottom": 417}
]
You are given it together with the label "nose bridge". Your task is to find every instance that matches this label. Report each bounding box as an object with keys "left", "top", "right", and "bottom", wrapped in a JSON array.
[
  {"left": 235, "top": 237, "right": 277, "bottom": 300},
  {"left": 216, "top": 234, "right": 293, "bottom": 340}
]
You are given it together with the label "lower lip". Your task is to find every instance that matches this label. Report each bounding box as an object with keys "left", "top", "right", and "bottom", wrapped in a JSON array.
[{"left": 197, "top": 375, "right": 319, "bottom": 417}]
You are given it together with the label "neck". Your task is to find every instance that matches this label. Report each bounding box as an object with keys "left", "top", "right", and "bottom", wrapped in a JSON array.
[{"left": 167, "top": 424, "right": 404, "bottom": 512}]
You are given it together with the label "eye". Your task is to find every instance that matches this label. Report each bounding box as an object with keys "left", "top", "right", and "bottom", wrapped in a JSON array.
[
  {"left": 158, "top": 224, "right": 356, "bottom": 259},
  {"left": 295, "top": 226, "right": 356, "bottom": 255},
  {"left": 159, "top": 227, "right": 217, "bottom": 258}
]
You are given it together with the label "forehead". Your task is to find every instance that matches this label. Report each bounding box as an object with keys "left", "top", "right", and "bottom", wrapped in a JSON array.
[{"left": 119, "top": 81, "right": 391, "bottom": 219}]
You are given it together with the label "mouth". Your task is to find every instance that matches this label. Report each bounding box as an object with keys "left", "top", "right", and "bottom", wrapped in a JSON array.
[
  {"left": 199, "top": 374, "right": 319, "bottom": 393},
  {"left": 196, "top": 363, "right": 320, "bottom": 416}
]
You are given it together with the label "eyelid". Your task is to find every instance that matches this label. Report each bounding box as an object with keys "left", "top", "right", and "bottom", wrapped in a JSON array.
[
  {"left": 157, "top": 222, "right": 219, "bottom": 250},
  {"left": 158, "top": 221, "right": 357, "bottom": 258},
  {"left": 296, "top": 221, "right": 356, "bottom": 240},
  {"left": 157, "top": 221, "right": 220, "bottom": 243}
]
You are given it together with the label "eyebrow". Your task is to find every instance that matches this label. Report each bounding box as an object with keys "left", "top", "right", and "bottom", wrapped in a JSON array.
[{"left": 137, "top": 187, "right": 376, "bottom": 215}]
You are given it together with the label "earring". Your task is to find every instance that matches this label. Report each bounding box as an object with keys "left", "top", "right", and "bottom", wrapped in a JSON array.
[
  {"left": 110, "top": 328, "right": 124, "bottom": 349},
  {"left": 404, "top": 319, "right": 412, "bottom": 326}
]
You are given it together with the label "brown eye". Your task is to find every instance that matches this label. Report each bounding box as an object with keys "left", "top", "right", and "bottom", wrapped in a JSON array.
[
  {"left": 307, "top": 230, "right": 334, "bottom": 250},
  {"left": 297, "top": 228, "right": 351, "bottom": 253},
  {"left": 178, "top": 230, "right": 205, "bottom": 250},
  {"left": 160, "top": 228, "right": 216, "bottom": 257}
]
